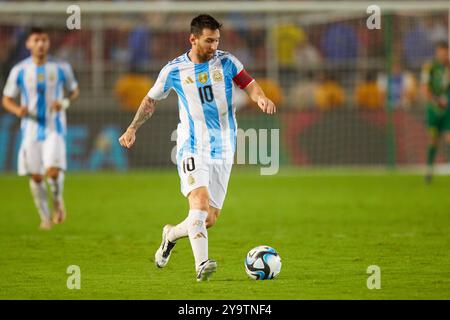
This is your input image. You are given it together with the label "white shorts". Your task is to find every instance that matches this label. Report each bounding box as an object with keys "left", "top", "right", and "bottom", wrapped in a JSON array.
[
  {"left": 18, "top": 132, "right": 66, "bottom": 176},
  {"left": 177, "top": 153, "right": 233, "bottom": 209}
]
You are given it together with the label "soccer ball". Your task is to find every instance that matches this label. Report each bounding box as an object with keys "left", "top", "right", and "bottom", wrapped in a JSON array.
[{"left": 244, "top": 245, "right": 281, "bottom": 280}]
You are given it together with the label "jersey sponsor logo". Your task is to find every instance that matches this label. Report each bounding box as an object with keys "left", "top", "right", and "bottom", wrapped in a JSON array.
[
  {"left": 183, "top": 76, "right": 194, "bottom": 85},
  {"left": 198, "top": 72, "right": 208, "bottom": 84}
]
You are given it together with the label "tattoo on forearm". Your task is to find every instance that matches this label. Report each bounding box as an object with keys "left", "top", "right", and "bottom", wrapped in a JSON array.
[{"left": 129, "top": 96, "right": 156, "bottom": 130}]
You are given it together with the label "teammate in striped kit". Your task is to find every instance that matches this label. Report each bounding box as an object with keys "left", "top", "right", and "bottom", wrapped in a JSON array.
[
  {"left": 2, "top": 27, "right": 79, "bottom": 230},
  {"left": 119, "top": 15, "right": 276, "bottom": 281}
]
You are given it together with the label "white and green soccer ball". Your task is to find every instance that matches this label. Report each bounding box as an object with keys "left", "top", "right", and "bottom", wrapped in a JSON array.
[{"left": 244, "top": 245, "right": 281, "bottom": 280}]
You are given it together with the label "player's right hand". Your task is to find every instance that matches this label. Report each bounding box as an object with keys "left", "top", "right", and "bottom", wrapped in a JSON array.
[
  {"left": 118, "top": 128, "right": 136, "bottom": 148},
  {"left": 15, "top": 107, "right": 28, "bottom": 118},
  {"left": 257, "top": 96, "right": 276, "bottom": 115}
]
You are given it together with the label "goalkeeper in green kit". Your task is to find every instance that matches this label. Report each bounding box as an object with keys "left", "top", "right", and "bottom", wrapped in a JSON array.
[{"left": 421, "top": 41, "right": 450, "bottom": 183}]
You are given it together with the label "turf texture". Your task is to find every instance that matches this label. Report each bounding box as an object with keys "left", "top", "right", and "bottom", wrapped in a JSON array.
[{"left": 0, "top": 169, "right": 449, "bottom": 299}]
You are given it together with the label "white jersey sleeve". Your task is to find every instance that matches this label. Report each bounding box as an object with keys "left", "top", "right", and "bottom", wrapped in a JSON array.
[
  {"left": 3, "top": 65, "right": 21, "bottom": 98},
  {"left": 221, "top": 52, "right": 254, "bottom": 89},
  {"left": 226, "top": 53, "right": 245, "bottom": 77},
  {"left": 59, "top": 62, "right": 78, "bottom": 92},
  {"left": 147, "top": 65, "right": 174, "bottom": 101}
]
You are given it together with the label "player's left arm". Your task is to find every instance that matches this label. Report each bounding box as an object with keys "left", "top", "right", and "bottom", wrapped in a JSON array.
[
  {"left": 51, "top": 63, "right": 80, "bottom": 111},
  {"left": 228, "top": 53, "right": 276, "bottom": 114},
  {"left": 67, "top": 87, "right": 80, "bottom": 104},
  {"left": 51, "top": 88, "right": 80, "bottom": 112},
  {"left": 244, "top": 80, "right": 277, "bottom": 115}
]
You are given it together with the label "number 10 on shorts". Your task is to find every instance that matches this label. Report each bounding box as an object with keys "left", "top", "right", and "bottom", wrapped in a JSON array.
[{"left": 182, "top": 157, "right": 196, "bottom": 174}]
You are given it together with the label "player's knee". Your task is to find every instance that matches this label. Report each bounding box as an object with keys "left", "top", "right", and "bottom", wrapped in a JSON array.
[
  {"left": 189, "top": 190, "right": 210, "bottom": 211},
  {"left": 46, "top": 167, "right": 59, "bottom": 179},
  {"left": 31, "top": 174, "right": 44, "bottom": 183}
]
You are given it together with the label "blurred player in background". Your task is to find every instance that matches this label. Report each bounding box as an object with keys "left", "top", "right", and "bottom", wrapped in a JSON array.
[
  {"left": 2, "top": 27, "right": 79, "bottom": 230},
  {"left": 119, "top": 14, "right": 276, "bottom": 281},
  {"left": 421, "top": 41, "right": 450, "bottom": 183}
]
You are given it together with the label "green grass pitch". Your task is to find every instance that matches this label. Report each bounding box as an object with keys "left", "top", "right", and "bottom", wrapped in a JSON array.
[{"left": 0, "top": 168, "right": 449, "bottom": 299}]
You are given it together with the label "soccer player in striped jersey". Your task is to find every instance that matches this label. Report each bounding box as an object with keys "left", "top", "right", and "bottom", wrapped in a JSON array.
[
  {"left": 2, "top": 27, "right": 79, "bottom": 230},
  {"left": 119, "top": 14, "right": 276, "bottom": 281}
]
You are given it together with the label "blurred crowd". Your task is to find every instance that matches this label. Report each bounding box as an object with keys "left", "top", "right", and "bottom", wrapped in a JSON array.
[{"left": 0, "top": 12, "right": 448, "bottom": 111}]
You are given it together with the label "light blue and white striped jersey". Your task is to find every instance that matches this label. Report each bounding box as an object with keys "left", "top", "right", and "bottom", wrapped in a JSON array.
[
  {"left": 147, "top": 50, "right": 253, "bottom": 162},
  {"left": 3, "top": 57, "right": 78, "bottom": 142}
]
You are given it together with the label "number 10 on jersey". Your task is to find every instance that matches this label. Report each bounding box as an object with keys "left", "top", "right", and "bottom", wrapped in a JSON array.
[{"left": 198, "top": 85, "right": 214, "bottom": 104}]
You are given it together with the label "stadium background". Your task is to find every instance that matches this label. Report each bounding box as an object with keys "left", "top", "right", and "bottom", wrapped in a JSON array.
[{"left": 1, "top": 1, "right": 449, "bottom": 171}]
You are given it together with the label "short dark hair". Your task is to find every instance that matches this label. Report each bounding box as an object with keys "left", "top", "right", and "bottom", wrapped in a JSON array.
[
  {"left": 436, "top": 41, "right": 448, "bottom": 50},
  {"left": 190, "top": 14, "right": 222, "bottom": 36},
  {"left": 27, "top": 27, "right": 46, "bottom": 38}
]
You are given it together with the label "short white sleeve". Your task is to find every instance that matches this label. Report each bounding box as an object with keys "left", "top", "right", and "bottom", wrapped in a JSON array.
[
  {"left": 222, "top": 52, "right": 254, "bottom": 89},
  {"left": 59, "top": 62, "right": 78, "bottom": 92},
  {"left": 227, "top": 53, "right": 245, "bottom": 78},
  {"left": 3, "top": 65, "right": 21, "bottom": 98},
  {"left": 147, "top": 65, "right": 174, "bottom": 101}
]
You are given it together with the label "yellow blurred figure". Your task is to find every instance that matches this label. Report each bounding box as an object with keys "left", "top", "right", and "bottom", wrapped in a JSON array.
[
  {"left": 115, "top": 74, "right": 154, "bottom": 111},
  {"left": 355, "top": 72, "right": 385, "bottom": 109},
  {"left": 355, "top": 83, "right": 384, "bottom": 109},
  {"left": 273, "top": 23, "right": 305, "bottom": 67},
  {"left": 314, "top": 74, "right": 346, "bottom": 110},
  {"left": 253, "top": 78, "right": 284, "bottom": 107}
]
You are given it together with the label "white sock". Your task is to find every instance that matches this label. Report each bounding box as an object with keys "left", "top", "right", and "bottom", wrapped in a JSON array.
[
  {"left": 187, "top": 209, "right": 208, "bottom": 270},
  {"left": 47, "top": 172, "right": 65, "bottom": 211},
  {"left": 29, "top": 179, "right": 50, "bottom": 221},
  {"left": 167, "top": 217, "right": 189, "bottom": 242}
]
